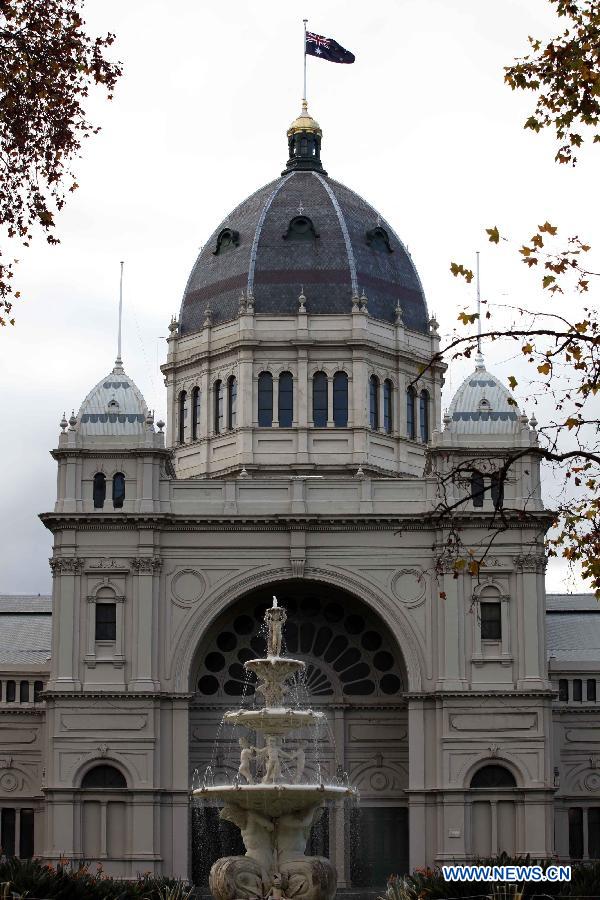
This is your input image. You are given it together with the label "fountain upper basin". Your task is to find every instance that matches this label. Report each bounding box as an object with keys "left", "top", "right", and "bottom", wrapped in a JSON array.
[
  {"left": 223, "top": 707, "right": 325, "bottom": 735},
  {"left": 194, "top": 783, "right": 356, "bottom": 817}
]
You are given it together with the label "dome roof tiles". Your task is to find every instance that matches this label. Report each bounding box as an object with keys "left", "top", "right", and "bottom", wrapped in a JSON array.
[{"left": 180, "top": 170, "right": 428, "bottom": 335}]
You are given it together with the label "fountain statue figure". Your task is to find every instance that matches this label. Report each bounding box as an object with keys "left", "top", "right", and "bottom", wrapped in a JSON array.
[{"left": 194, "top": 595, "right": 356, "bottom": 900}]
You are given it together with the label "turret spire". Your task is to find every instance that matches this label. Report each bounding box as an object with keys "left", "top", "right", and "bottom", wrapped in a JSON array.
[{"left": 114, "top": 260, "right": 125, "bottom": 374}]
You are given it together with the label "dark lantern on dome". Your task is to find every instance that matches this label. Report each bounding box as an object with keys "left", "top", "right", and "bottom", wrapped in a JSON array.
[{"left": 283, "top": 100, "right": 327, "bottom": 175}]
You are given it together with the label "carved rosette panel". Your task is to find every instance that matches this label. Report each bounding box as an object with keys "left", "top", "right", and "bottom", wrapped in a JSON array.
[
  {"left": 0, "top": 769, "right": 25, "bottom": 793},
  {"left": 49, "top": 557, "right": 85, "bottom": 576},
  {"left": 130, "top": 557, "right": 162, "bottom": 574}
]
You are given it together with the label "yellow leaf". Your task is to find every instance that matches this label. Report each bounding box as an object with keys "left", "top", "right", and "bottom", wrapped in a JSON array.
[
  {"left": 486, "top": 226, "right": 500, "bottom": 244},
  {"left": 542, "top": 275, "right": 556, "bottom": 289},
  {"left": 508, "top": 376, "right": 518, "bottom": 389},
  {"left": 539, "top": 221, "right": 558, "bottom": 235},
  {"left": 537, "top": 361, "right": 551, "bottom": 375}
]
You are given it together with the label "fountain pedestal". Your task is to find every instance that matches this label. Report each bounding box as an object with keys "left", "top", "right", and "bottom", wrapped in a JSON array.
[{"left": 194, "top": 598, "right": 355, "bottom": 900}]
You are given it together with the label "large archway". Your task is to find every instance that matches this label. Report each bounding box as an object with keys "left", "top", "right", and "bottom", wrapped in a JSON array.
[{"left": 188, "top": 579, "right": 409, "bottom": 890}]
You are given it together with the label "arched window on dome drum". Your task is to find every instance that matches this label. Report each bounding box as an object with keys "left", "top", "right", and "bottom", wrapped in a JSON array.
[
  {"left": 20, "top": 680, "right": 29, "bottom": 703},
  {"left": 191, "top": 387, "right": 200, "bottom": 440},
  {"left": 214, "top": 380, "right": 224, "bottom": 434},
  {"left": 93, "top": 473, "right": 106, "bottom": 509},
  {"left": 178, "top": 390, "right": 187, "bottom": 444},
  {"left": 227, "top": 376, "right": 237, "bottom": 430},
  {"left": 470, "top": 765, "right": 516, "bottom": 789},
  {"left": 112, "top": 472, "right": 125, "bottom": 509},
  {"left": 406, "top": 387, "right": 416, "bottom": 439},
  {"left": 312, "top": 372, "right": 328, "bottom": 427},
  {"left": 419, "top": 390, "right": 429, "bottom": 442},
  {"left": 81, "top": 765, "right": 127, "bottom": 790},
  {"left": 369, "top": 376, "right": 379, "bottom": 431},
  {"left": 383, "top": 380, "right": 393, "bottom": 433},
  {"left": 33, "top": 681, "right": 43, "bottom": 702},
  {"left": 6, "top": 680, "right": 16, "bottom": 702},
  {"left": 258, "top": 372, "right": 273, "bottom": 427},
  {"left": 278, "top": 372, "right": 293, "bottom": 427},
  {"left": 333, "top": 372, "right": 348, "bottom": 428}
]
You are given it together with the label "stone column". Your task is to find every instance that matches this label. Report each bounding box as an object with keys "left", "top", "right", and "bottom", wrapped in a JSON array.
[
  {"left": 272, "top": 375, "right": 280, "bottom": 427},
  {"left": 49, "top": 557, "right": 84, "bottom": 689},
  {"left": 326, "top": 375, "right": 334, "bottom": 427},
  {"left": 129, "top": 556, "right": 161, "bottom": 690}
]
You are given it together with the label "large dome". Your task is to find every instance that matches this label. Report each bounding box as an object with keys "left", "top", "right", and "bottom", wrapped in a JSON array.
[{"left": 179, "top": 108, "right": 428, "bottom": 335}]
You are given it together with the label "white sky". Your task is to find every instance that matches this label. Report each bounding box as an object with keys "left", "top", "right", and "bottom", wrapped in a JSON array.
[{"left": 1, "top": 0, "right": 597, "bottom": 594}]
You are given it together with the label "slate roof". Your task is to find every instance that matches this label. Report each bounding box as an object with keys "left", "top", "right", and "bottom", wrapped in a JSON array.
[
  {"left": 446, "top": 357, "right": 520, "bottom": 434},
  {"left": 546, "top": 593, "right": 600, "bottom": 663},
  {"left": 0, "top": 595, "right": 52, "bottom": 666},
  {"left": 179, "top": 170, "right": 428, "bottom": 335}
]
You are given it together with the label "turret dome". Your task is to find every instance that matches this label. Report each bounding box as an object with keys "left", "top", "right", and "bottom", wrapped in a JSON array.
[
  {"left": 446, "top": 356, "right": 520, "bottom": 434},
  {"left": 77, "top": 358, "right": 150, "bottom": 437}
]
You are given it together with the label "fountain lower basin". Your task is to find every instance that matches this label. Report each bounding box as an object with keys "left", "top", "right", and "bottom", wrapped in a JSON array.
[{"left": 196, "top": 783, "right": 356, "bottom": 817}]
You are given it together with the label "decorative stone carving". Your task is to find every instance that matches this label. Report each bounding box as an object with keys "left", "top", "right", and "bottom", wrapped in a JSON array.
[
  {"left": 0, "top": 771, "right": 19, "bottom": 792},
  {"left": 0, "top": 756, "right": 14, "bottom": 769},
  {"left": 130, "top": 556, "right": 162, "bottom": 573},
  {"left": 49, "top": 557, "right": 85, "bottom": 575},
  {"left": 98, "top": 743, "right": 109, "bottom": 758},
  {"left": 513, "top": 553, "right": 547, "bottom": 572},
  {"left": 88, "top": 558, "right": 129, "bottom": 570},
  {"left": 290, "top": 558, "right": 305, "bottom": 579}
]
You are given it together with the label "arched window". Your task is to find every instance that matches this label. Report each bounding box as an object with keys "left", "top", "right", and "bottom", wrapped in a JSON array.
[
  {"left": 333, "top": 372, "right": 348, "bottom": 428},
  {"left": 214, "top": 380, "right": 224, "bottom": 433},
  {"left": 470, "top": 765, "right": 516, "bottom": 789},
  {"left": 227, "top": 376, "right": 237, "bottom": 430},
  {"left": 33, "top": 681, "right": 43, "bottom": 702},
  {"left": 278, "top": 372, "right": 293, "bottom": 427},
  {"left": 282, "top": 215, "right": 319, "bottom": 242},
  {"left": 20, "top": 681, "right": 29, "bottom": 703},
  {"left": 369, "top": 376, "right": 379, "bottom": 430},
  {"left": 6, "top": 680, "right": 16, "bottom": 702},
  {"left": 491, "top": 471, "right": 504, "bottom": 509},
  {"left": 93, "top": 473, "right": 106, "bottom": 509},
  {"left": 419, "top": 389, "right": 429, "bottom": 442},
  {"left": 258, "top": 372, "right": 273, "bottom": 427},
  {"left": 95, "top": 603, "right": 116, "bottom": 641},
  {"left": 406, "top": 387, "right": 416, "bottom": 439},
  {"left": 191, "top": 387, "right": 200, "bottom": 440},
  {"left": 81, "top": 764, "right": 127, "bottom": 789},
  {"left": 178, "top": 390, "right": 187, "bottom": 444},
  {"left": 383, "top": 379, "right": 393, "bottom": 433},
  {"left": 312, "top": 372, "right": 328, "bottom": 427},
  {"left": 471, "top": 471, "right": 485, "bottom": 507},
  {"left": 112, "top": 473, "right": 125, "bottom": 509}
]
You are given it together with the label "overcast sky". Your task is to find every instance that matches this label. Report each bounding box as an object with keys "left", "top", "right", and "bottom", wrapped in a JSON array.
[{"left": 1, "top": 0, "right": 596, "bottom": 595}]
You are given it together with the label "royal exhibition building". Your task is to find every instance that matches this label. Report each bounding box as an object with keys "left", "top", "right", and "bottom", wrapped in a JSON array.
[{"left": 1, "top": 104, "right": 599, "bottom": 895}]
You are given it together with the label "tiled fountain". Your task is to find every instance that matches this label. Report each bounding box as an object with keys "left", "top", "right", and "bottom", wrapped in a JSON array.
[{"left": 194, "top": 597, "right": 357, "bottom": 900}]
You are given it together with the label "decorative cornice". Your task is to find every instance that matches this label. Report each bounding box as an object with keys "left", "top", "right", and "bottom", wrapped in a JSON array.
[
  {"left": 0, "top": 707, "right": 45, "bottom": 717},
  {"left": 51, "top": 447, "right": 171, "bottom": 461},
  {"left": 130, "top": 556, "right": 162, "bottom": 573},
  {"left": 49, "top": 557, "right": 85, "bottom": 576},
  {"left": 43, "top": 691, "right": 193, "bottom": 701},
  {"left": 404, "top": 689, "right": 555, "bottom": 700}
]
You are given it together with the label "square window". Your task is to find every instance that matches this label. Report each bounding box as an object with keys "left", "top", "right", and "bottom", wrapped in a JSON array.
[{"left": 480, "top": 602, "right": 501, "bottom": 641}]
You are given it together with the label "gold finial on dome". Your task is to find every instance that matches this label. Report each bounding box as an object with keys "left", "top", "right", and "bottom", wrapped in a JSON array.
[{"left": 287, "top": 99, "right": 322, "bottom": 137}]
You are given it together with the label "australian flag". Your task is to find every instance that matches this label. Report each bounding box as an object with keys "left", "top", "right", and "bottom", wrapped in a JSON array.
[{"left": 306, "top": 31, "right": 355, "bottom": 64}]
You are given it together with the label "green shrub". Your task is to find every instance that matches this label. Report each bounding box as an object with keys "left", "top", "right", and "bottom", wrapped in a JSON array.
[{"left": 0, "top": 858, "right": 191, "bottom": 900}]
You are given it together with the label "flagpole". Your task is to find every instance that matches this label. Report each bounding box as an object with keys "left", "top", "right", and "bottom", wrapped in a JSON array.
[{"left": 303, "top": 18, "right": 308, "bottom": 102}]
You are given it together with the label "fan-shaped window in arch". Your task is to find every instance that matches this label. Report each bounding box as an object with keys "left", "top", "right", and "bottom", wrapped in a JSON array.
[
  {"left": 282, "top": 216, "right": 320, "bottom": 242},
  {"left": 406, "top": 387, "right": 416, "bottom": 439},
  {"left": 178, "top": 390, "right": 187, "bottom": 444},
  {"left": 81, "top": 765, "right": 127, "bottom": 789},
  {"left": 313, "top": 372, "right": 328, "bottom": 427},
  {"left": 365, "top": 226, "right": 393, "bottom": 254},
  {"left": 212, "top": 228, "right": 240, "bottom": 256},
  {"left": 470, "top": 765, "right": 516, "bottom": 789},
  {"left": 214, "top": 380, "right": 224, "bottom": 434},
  {"left": 419, "top": 390, "right": 429, "bottom": 442},
  {"left": 383, "top": 379, "right": 393, "bottom": 434},
  {"left": 258, "top": 372, "right": 273, "bottom": 427},
  {"left": 278, "top": 372, "right": 293, "bottom": 427},
  {"left": 369, "top": 376, "right": 379, "bottom": 430},
  {"left": 93, "top": 473, "right": 106, "bottom": 509},
  {"left": 191, "top": 387, "right": 200, "bottom": 440},
  {"left": 194, "top": 588, "right": 405, "bottom": 701},
  {"left": 112, "top": 472, "right": 125, "bottom": 509},
  {"left": 333, "top": 372, "right": 348, "bottom": 428},
  {"left": 227, "top": 376, "right": 237, "bottom": 430}
]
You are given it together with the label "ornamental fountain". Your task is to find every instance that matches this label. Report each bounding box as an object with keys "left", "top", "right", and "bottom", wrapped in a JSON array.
[{"left": 194, "top": 597, "right": 357, "bottom": 900}]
